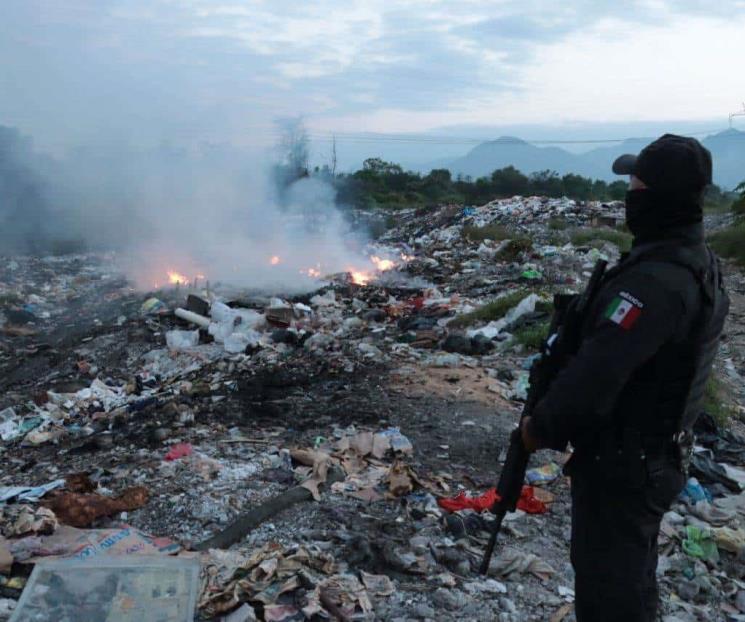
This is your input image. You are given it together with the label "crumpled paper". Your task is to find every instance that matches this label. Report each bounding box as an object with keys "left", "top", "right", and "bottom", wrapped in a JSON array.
[{"left": 0, "top": 505, "right": 58, "bottom": 537}]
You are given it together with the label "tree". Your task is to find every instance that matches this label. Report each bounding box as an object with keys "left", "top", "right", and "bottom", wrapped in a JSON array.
[
  {"left": 560, "top": 173, "right": 593, "bottom": 201},
  {"left": 607, "top": 180, "right": 628, "bottom": 201},
  {"left": 529, "top": 170, "right": 563, "bottom": 197},
  {"left": 491, "top": 166, "right": 529, "bottom": 197},
  {"left": 732, "top": 181, "right": 745, "bottom": 215},
  {"left": 421, "top": 168, "right": 452, "bottom": 199}
]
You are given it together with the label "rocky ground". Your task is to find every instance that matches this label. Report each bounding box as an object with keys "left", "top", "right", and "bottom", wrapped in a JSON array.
[{"left": 1, "top": 197, "right": 744, "bottom": 621}]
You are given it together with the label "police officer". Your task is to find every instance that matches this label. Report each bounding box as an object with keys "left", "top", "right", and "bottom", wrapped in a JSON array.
[{"left": 520, "top": 134, "right": 729, "bottom": 621}]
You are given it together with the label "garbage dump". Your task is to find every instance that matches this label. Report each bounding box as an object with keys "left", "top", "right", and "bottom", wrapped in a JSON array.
[{"left": 1, "top": 195, "right": 744, "bottom": 621}]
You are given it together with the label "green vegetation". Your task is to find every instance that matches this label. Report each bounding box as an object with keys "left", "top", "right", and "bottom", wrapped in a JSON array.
[
  {"left": 704, "top": 184, "right": 740, "bottom": 214},
  {"left": 449, "top": 289, "right": 534, "bottom": 328},
  {"left": 548, "top": 217, "right": 569, "bottom": 231},
  {"left": 513, "top": 321, "right": 550, "bottom": 350},
  {"left": 0, "top": 293, "right": 23, "bottom": 306},
  {"left": 731, "top": 182, "right": 745, "bottom": 216},
  {"left": 703, "top": 374, "right": 735, "bottom": 428},
  {"left": 331, "top": 159, "right": 630, "bottom": 211},
  {"left": 709, "top": 221, "right": 745, "bottom": 266},
  {"left": 462, "top": 223, "right": 510, "bottom": 242},
  {"left": 570, "top": 227, "right": 633, "bottom": 252}
]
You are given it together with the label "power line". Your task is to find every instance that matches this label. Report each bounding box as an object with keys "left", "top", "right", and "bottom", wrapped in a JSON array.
[{"left": 302, "top": 126, "right": 743, "bottom": 146}]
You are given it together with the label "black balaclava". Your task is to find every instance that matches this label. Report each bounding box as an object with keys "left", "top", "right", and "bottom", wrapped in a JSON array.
[
  {"left": 613, "top": 134, "right": 712, "bottom": 244},
  {"left": 624, "top": 188, "right": 704, "bottom": 243}
]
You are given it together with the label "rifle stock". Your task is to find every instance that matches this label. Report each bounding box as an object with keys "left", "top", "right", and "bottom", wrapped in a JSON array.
[{"left": 479, "top": 259, "right": 607, "bottom": 575}]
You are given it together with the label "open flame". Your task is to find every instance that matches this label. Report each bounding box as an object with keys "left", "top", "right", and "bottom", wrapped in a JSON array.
[
  {"left": 167, "top": 270, "right": 190, "bottom": 285},
  {"left": 270, "top": 255, "right": 281, "bottom": 265},
  {"left": 350, "top": 270, "right": 371, "bottom": 286},
  {"left": 345, "top": 254, "right": 399, "bottom": 286},
  {"left": 371, "top": 256, "right": 395, "bottom": 271}
]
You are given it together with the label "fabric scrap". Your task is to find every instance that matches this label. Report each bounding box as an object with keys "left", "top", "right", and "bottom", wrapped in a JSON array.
[
  {"left": 43, "top": 486, "right": 149, "bottom": 527},
  {"left": 488, "top": 548, "right": 555, "bottom": 580}
]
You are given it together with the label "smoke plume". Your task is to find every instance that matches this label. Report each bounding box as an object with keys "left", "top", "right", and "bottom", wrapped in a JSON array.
[{"left": 0, "top": 122, "right": 373, "bottom": 293}]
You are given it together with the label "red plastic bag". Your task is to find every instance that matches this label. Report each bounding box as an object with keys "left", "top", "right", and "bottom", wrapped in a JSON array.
[
  {"left": 164, "top": 443, "right": 193, "bottom": 461},
  {"left": 438, "top": 486, "right": 547, "bottom": 515}
]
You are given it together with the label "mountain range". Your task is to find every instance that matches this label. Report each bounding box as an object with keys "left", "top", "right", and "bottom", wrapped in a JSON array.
[{"left": 445, "top": 129, "right": 745, "bottom": 189}]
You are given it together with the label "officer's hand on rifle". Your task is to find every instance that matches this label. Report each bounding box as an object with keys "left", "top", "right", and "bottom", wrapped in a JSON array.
[{"left": 520, "top": 416, "right": 543, "bottom": 452}]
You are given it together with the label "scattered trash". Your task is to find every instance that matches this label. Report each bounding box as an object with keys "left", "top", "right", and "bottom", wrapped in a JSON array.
[
  {"left": 682, "top": 525, "right": 720, "bottom": 563},
  {"left": 165, "top": 443, "right": 194, "bottom": 461},
  {"left": 0, "top": 480, "right": 66, "bottom": 505},
  {"left": 488, "top": 548, "right": 555, "bottom": 580},
  {"left": 166, "top": 329, "right": 200, "bottom": 350},
  {"left": 141, "top": 297, "right": 168, "bottom": 315},
  {"left": 679, "top": 477, "right": 712, "bottom": 505},
  {"left": 438, "top": 486, "right": 547, "bottom": 515},
  {"left": 0, "top": 193, "right": 740, "bottom": 619},
  {"left": 525, "top": 462, "right": 562, "bottom": 485}
]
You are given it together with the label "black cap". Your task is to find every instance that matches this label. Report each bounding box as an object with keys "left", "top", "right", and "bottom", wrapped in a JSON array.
[{"left": 612, "top": 134, "right": 713, "bottom": 193}]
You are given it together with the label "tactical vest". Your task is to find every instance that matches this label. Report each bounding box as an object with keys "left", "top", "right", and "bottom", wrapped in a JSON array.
[{"left": 589, "top": 242, "right": 729, "bottom": 445}]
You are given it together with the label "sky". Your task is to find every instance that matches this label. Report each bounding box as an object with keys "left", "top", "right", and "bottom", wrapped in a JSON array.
[{"left": 2, "top": 0, "right": 745, "bottom": 155}]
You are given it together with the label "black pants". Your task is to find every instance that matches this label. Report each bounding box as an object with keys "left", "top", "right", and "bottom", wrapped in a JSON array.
[{"left": 569, "top": 455, "right": 685, "bottom": 622}]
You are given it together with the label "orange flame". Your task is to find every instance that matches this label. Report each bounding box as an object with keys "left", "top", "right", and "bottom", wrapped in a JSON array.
[
  {"left": 167, "top": 270, "right": 190, "bottom": 285},
  {"left": 350, "top": 270, "right": 371, "bottom": 285},
  {"left": 371, "top": 256, "right": 395, "bottom": 271},
  {"left": 270, "top": 255, "right": 281, "bottom": 265}
]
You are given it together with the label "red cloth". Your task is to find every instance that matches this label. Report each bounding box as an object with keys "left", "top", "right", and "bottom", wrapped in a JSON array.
[
  {"left": 438, "top": 486, "right": 547, "bottom": 515},
  {"left": 164, "top": 443, "right": 193, "bottom": 461}
]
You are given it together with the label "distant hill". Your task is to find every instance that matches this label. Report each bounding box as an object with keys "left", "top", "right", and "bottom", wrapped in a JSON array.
[{"left": 447, "top": 129, "right": 745, "bottom": 189}]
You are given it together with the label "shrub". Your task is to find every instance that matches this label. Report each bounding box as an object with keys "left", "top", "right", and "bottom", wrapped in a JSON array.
[
  {"left": 709, "top": 221, "right": 745, "bottom": 266},
  {"left": 462, "top": 223, "right": 510, "bottom": 242},
  {"left": 570, "top": 227, "right": 632, "bottom": 252},
  {"left": 548, "top": 217, "right": 569, "bottom": 230},
  {"left": 449, "top": 289, "right": 533, "bottom": 328},
  {"left": 513, "top": 321, "right": 550, "bottom": 350},
  {"left": 703, "top": 374, "right": 735, "bottom": 428},
  {"left": 496, "top": 237, "right": 533, "bottom": 261}
]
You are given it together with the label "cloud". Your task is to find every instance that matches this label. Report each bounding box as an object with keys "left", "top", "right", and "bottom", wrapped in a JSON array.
[{"left": 1, "top": 0, "right": 744, "bottom": 148}]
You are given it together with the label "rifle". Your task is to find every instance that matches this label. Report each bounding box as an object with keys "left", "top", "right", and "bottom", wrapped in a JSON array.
[{"left": 479, "top": 259, "right": 607, "bottom": 575}]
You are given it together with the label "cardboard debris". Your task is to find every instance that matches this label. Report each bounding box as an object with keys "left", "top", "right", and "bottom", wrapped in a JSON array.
[{"left": 7, "top": 525, "right": 180, "bottom": 563}]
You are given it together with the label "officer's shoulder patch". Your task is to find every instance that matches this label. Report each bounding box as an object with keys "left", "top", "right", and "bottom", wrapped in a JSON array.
[{"left": 604, "top": 291, "right": 643, "bottom": 329}]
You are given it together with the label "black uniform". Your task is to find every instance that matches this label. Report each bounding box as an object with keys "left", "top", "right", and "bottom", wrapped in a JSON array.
[{"left": 529, "top": 221, "right": 729, "bottom": 621}]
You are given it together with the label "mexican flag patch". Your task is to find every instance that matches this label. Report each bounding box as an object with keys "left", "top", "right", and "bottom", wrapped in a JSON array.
[{"left": 604, "top": 292, "right": 643, "bottom": 329}]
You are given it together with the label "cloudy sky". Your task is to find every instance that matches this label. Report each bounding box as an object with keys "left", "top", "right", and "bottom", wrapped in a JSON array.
[{"left": 2, "top": 0, "right": 745, "bottom": 153}]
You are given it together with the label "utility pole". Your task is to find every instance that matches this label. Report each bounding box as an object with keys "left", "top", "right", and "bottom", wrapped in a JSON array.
[
  {"left": 331, "top": 134, "right": 337, "bottom": 176},
  {"left": 729, "top": 103, "right": 745, "bottom": 128}
]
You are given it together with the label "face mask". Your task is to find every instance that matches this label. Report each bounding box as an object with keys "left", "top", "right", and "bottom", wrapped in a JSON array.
[
  {"left": 624, "top": 188, "right": 703, "bottom": 240},
  {"left": 624, "top": 189, "right": 654, "bottom": 238}
]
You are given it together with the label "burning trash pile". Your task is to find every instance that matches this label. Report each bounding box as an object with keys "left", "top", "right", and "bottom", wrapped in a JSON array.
[{"left": 1, "top": 194, "right": 745, "bottom": 620}]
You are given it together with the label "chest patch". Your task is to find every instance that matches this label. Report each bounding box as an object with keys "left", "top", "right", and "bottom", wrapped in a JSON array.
[{"left": 604, "top": 294, "right": 643, "bottom": 329}]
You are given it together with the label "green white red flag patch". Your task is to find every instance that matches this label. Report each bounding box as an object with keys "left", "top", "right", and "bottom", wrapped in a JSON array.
[{"left": 604, "top": 292, "right": 643, "bottom": 329}]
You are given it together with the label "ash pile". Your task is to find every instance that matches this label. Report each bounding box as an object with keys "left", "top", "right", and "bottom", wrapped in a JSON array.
[{"left": 1, "top": 195, "right": 745, "bottom": 622}]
